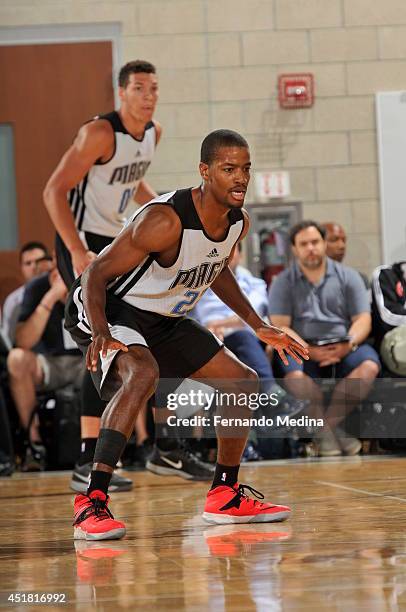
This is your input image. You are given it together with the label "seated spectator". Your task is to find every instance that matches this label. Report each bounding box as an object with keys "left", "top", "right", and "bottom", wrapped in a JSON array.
[
  {"left": 269, "top": 220, "right": 380, "bottom": 457},
  {"left": 2, "top": 241, "right": 51, "bottom": 347},
  {"left": 193, "top": 244, "right": 305, "bottom": 460},
  {"left": 7, "top": 264, "right": 84, "bottom": 471},
  {"left": 321, "top": 222, "right": 369, "bottom": 288}
]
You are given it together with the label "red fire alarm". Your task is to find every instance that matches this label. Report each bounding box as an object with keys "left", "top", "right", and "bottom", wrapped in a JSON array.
[{"left": 278, "top": 73, "right": 314, "bottom": 109}]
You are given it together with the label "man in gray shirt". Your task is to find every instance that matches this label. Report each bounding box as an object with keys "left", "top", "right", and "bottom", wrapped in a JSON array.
[{"left": 269, "top": 220, "right": 380, "bottom": 457}]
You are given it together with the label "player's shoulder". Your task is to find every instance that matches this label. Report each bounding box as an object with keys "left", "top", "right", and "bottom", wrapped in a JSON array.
[
  {"left": 130, "top": 202, "right": 182, "bottom": 250},
  {"left": 78, "top": 114, "right": 115, "bottom": 142},
  {"left": 79, "top": 117, "right": 114, "bottom": 138},
  {"left": 74, "top": 117, "right": 115, "bottom": 159},
  {"left": 136, "top": 197, "right": 182, "bottom": 233}
]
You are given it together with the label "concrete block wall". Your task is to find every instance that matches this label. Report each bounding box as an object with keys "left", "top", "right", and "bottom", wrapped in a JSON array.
[{"left": 2, "top": 0, "right": 406, "bottom": 274}]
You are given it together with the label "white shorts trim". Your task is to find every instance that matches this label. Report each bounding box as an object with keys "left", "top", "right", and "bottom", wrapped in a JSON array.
[{"left": 100, "top": 324, "right": 147, "bottom": 388}]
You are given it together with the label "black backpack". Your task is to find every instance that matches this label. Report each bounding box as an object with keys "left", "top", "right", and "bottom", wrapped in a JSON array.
[{"left": 371, "top": 261, "right": 406, "bottom": 352}]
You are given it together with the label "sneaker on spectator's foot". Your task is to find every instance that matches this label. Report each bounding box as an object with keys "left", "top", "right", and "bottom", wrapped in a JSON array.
[
  {"left": 132, "top": 439, "right": 154, "bottom": 469},
  {"left": 146, "top": 445, "right": 214, "bottom": 481},
  {"left": 202, "top": 483, "right": 291, "bottom": 524},
  {"left": 73, "top": 490, "right": 126, "bottom": 541},
  {"left": 315, "top": 430, "right": 342, "bottom": 457},
  {"left": 0, "top": 452, "right": 14, "bottom": 477},
  {"left": 184, "top": 439, "right": 216, "bottom": 466},
  {"left": 122, "top": 438, "right": 154, "bottom": 470},
  {"left": 335, "top": 427, "right": 362, "bottom": 455},
  {"left": 21, "top": 441, "right": 46, "bottom": 472},
  {"left": 267, "top": 384, "right": 309, "bottom": 420},
  {"left": 0, "top": 460, "right": 13, "bottom": 477},
  {"left": 70, "top": 462, "right": 133, "bottom": 494},
  {"left": 241, "top": 442, "right": 263, "bottom": 462}
]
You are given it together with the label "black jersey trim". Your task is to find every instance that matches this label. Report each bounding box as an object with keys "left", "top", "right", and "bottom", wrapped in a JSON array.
[
  {"left": 94, "top": 111, "right": 117, "bottom": 166},
  {"left": 69, "top": 185, "right": 80, "bottom": 221},
  {"left": 106, "top": 198, "right": 176, "bottom": 294},
  {"left": 94, "top": 112, "right": 155, "bottom": 165},
  {"left": 153, "top": 198, "right": 184, "bottom": 269},
  {"left": 101, "top": 110, "right": 155, "bottom": 142},
  {"left": 108, "top": 262, "right": 143, "bottom": 295},
  {"left": 115, "top": 255, "right": 154, "bottom": 299},
  {"left": 174, "top": 188, "right": 243, "bottom": 243},
  {"left": 129, "top": 120, "right": 155, "bottom": 143},
  {"left": 77, "top": 174, "right": 89, "bottom": 231}
]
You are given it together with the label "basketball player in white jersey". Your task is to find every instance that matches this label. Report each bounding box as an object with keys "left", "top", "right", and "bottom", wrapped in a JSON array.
[
  {"left": 45, "top": 61, "right": 211, "bottom": 493},
  {"left": 66, "top": 129, "right": 308, "bottom": 540}
]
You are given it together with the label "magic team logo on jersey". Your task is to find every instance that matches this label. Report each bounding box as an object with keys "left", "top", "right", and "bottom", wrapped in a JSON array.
[
  {"left": 109, "top": 161, "right": 151, "bottom": 185},
  {"left": 169, "top": 257, "right": 229, "bottom": 290}
]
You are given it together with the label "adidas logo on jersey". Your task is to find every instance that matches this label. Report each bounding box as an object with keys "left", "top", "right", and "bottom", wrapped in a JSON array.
[{"left": 207, "top": 248, "right": 219, "bottom": 258}]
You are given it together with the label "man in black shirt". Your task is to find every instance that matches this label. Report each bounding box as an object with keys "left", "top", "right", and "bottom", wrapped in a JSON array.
[{"left": 7, "top": 266, "right": 84, "bottom": 470}]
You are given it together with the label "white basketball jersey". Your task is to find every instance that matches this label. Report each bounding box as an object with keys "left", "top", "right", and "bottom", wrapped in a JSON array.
[
  {"left": 69, "top": 111, "right": 156, "bottom": 238},
  {"left": 106, "top": 189, "right": 245, "bottom": 316}
]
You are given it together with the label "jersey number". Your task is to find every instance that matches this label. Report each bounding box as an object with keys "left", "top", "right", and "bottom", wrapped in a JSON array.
[
  {"left": 171, "top": 290, "right": 200, "bottom": 315},
  {"left": 118, "top": 188, "right": 132, "bottom": 214}
]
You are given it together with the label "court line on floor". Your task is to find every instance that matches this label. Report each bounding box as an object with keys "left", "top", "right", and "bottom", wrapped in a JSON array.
[{"left": 314, "top": 480, "right": 406, "bottom": 503}]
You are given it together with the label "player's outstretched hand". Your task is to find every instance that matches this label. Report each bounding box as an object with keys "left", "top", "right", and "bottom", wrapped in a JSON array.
[
  {"left": 86, "top": 334, "right": 129, "bottom": 372},
  {"left": 256, "top": 325, "right": 309, "bottom": 366}
]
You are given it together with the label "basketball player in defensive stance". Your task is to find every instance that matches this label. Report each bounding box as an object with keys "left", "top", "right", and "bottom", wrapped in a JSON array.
[
  {"left": 45, "top": 60, "right": 212, "bottom": 491},
  {"left": 66, "top": 129, "right": 308, "bottom": 540}
]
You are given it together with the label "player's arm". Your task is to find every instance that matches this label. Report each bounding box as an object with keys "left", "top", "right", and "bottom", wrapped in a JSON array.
[
  {"left": 210, "top": 212, "right": 308, "bottom": 364},
  {"left": 82, "top": 205, "right": 181, "bottom": 370},
  {"left": 133, "top": 120, "right": 162, "bottom": 205},
  {"left": 210, "top": 211, "right": 264, "bottom": 329},
  {"left": 43, "top": 120, "right": 113, "bottom": 275}
]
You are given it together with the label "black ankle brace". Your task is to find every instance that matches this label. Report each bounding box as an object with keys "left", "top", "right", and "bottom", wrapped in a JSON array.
[{"left": 93, "top": 429, "right": 127, "bottom": 468}]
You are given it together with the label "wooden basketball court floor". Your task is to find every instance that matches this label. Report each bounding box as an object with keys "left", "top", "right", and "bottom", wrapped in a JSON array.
[{"left": 1, "top": 455, "right": 406, "bottom": 611}]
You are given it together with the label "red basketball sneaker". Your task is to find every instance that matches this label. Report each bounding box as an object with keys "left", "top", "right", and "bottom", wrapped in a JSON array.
[
  {"left": 73, "top": 490, "right": 126, "bottom": 540},
  {"left": 202, "top": 483, "right": 291, "bottom": 524}
]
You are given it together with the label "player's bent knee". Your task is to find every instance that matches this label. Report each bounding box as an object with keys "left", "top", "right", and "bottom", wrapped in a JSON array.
[
  {"left": 116, "top": 350, "right": 159, "bottom": 396},
  {"left": 234, "top": 366, "right": 259, "bottom": 396}
]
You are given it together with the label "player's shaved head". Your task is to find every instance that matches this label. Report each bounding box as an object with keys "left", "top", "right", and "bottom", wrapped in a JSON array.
[{"left": 200, "top": 129, "right": 249, "bottom": 165}]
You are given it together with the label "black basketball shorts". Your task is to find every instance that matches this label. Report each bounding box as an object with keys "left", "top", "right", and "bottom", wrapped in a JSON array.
[
  {"left": 64, "top": 279, "right": 223, "bottom": 401},
  {"left": 55, "top": 232, "right": 114, "bottom": 290}
]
